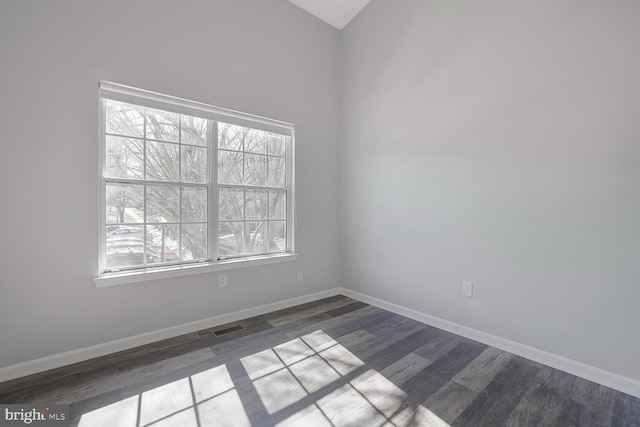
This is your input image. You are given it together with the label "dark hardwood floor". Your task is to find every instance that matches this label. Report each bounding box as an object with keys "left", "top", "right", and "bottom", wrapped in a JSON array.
[{"left": 1, "top": 295, "right": 638, "bottom": 426}]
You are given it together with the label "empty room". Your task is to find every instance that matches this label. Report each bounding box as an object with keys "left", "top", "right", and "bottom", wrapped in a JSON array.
[{"left": 1, "top": 0, "right": 639, "bottom": 425}]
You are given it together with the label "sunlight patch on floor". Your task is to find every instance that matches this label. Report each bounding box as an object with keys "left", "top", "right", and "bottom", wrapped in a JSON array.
[
  {"left": 77, "top": 365, "right": 249, "bottom": 427},
  {"left": 190, "top": 364, "right": 235, "bottom": 403},
  {"left": 77, "top": 330, "right": 449, "bottom": 427},
  {"left": 139, "top": 378, "right": 192, "bottom": 425},
  {"left": 391, "top": 404, "right": 451, "bottom": 427},
  {"left": 197, "top": 388, "right": 250, "bottom": 427},
  {"left": 77, "top": 395, "right": 139, "bottom": 427},
  {"left": 242, "top": 330, "right": 366, "bottom": 415}
]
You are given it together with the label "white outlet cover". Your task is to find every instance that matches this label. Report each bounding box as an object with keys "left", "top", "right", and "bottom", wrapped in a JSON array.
[{"left": 462, "top": 281, "right": 473, "bottom": 297}]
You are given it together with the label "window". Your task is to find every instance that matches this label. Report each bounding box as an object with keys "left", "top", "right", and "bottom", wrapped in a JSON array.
[{"left": 99, "top": 82, "right": 294, "bottom": 276}]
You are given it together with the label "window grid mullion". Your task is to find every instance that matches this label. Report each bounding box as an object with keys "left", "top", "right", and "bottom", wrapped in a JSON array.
[
  {"left": 177, "top": 114, "right": 182, "bottom": 262},
  {"left": 243, "top": 188, "right": 247, "bottom": 256},
  {"left": 143, "top": 110, "right": 148, "bottom": 267},
  {"left": 179, "top": 186, "right": 183, "bottom": 262},
  {"left": 287, "top": 132, "right": 294, "bottom": 254},
  {"left": 242, "top": 130, "right": 246, "bottom": 257},
  {"left": 105, "top": 178, "right": 207, "bottom": 187},
  {"left": 209, "top": 120, "right": 218, "bottom": 262},
  {"left": 217, "top": 183, "right": 288, "bottom": 192}
]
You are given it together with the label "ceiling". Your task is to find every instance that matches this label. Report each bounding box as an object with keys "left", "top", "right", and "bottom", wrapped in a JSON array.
[{"left": 287, "top": 0, "right": 373, "bottom": 30}]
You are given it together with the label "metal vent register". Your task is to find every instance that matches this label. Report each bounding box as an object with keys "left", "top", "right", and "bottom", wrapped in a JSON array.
[{"left": 213, "top": 325, "right": 245, "bottom": 337}]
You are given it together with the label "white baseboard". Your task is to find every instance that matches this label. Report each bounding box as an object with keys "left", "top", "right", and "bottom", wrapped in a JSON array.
[
  {"left": 339, "top": 287, "right": 640, "bottom": 399},
  {"left": 4, "top": 286, "right": 639, "bottom": 399},
  {"left": 0, "top": 288, "right": 341, "bottom": 384}
]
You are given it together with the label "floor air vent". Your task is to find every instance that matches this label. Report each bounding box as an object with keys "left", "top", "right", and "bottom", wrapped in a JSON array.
[{"left": 213, "top": 324, "right": 245, "bottom": 337}]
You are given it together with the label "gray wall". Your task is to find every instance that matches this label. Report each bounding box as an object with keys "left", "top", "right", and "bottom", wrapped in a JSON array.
[
  {"left": 340, "top": 0, "right": 640, "bottom": 381},
  {"left": 0, "top": 0, "right": 341, "bottom": 367}
]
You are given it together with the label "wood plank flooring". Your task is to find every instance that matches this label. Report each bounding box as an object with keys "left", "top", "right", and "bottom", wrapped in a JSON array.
[{"left": 0, "top": 295, "right": 638, "bottom": 426}]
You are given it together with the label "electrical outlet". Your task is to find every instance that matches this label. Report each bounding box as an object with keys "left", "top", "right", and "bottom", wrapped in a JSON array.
[
  {"left": 219, "top": 274, "right": 228, "bottom": 288},
  {"left": 462, "top": 281, "right": 473, "bottom": 297},
  {"left": 297, "top": 271, "right": 303, "bottom": 281}
]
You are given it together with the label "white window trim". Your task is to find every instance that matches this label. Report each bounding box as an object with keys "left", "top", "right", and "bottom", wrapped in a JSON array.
[
  {"left": 99, "top": 82, "right": 294, "bottom": 136},
  {"left": 95, "top": 82, "right": 296, "bottom": 286},
  {"left": 93, "top": 253, "right": 297, "bottom": 288}
]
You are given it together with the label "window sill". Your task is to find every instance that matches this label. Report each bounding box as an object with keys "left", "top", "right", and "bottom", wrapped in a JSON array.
[{"left": 93, "top": 253, "right": 297, "bottom": 288}]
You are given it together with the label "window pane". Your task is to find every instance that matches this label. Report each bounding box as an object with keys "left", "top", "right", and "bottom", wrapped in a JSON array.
[
  {"left": 245, "top": 222, "right": 266, "bottom": 254},
  {"left": 219, "top": 222, "right": 244, "bottom": 257},
  {"left": 146, "top": 141, "right": 179, "bottom": 181},
  {"left": 147, "top": 224, "right": 180, "bottom": 264},
  {"left": 102, "top": 90, "right": 292, "bottom": 272},
  {"left": 268, "top": 221, "right": 287, "bottom": 251},
  {"left": 106, "top": 183, "right": 143, "bottom": 224},
  {"left": 181, "top": 115, "right": 207, "bottom": 146},
  {"left": 182, "top": 224, "right": 207, "bottom": 260},
  {"left": 245, "top": 128, "right": 267, "bottom": 154},
  {"left": 244, "top": 154, "right": 267, "bottom": 186},
  {"left": 218, "top": 122, "right": 243, "bottom": 151},
  {"left": 219, "top": 188, "right": 244, "bottom": 221},
  {"left": 145, "top": 108, "right": 179, "bottom": 142},
  {"left": 182, "top": 145, "right": 207, "bottom": 183},
  {"left": 267, "top": 156, "right": 286, "bottom": 187},
  {"left": 246, "top": 190, "right": 267, "bottom": 221},
  {"left": 268, "top": 134, "right": 286, "bottom": 157},
  {"left": 182, "top": 187, "right": 207, "bottom": 222},
  {"left": 106, "top": 100, "right": 144, "bottom": 138},
  {"left": 106, "top": 224, "right": 145, "bottom": 236},
  {"left": 105, "top": 135, "right": 144, "bottom": 179},
  {"left": 218, "top": 150, "right": 243, "bottom": 185},
  {"left": 146, "top": 185, "right": 180, "bottom": 223},
  {"left": 147, "top": 185, "right": 180, "bottom": 223},
  {"left": 106, "top": 226, "right": 145, "bottom": 269},
  {"left": 269, "top": 191, "right": 286, "bottom": 220}
]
